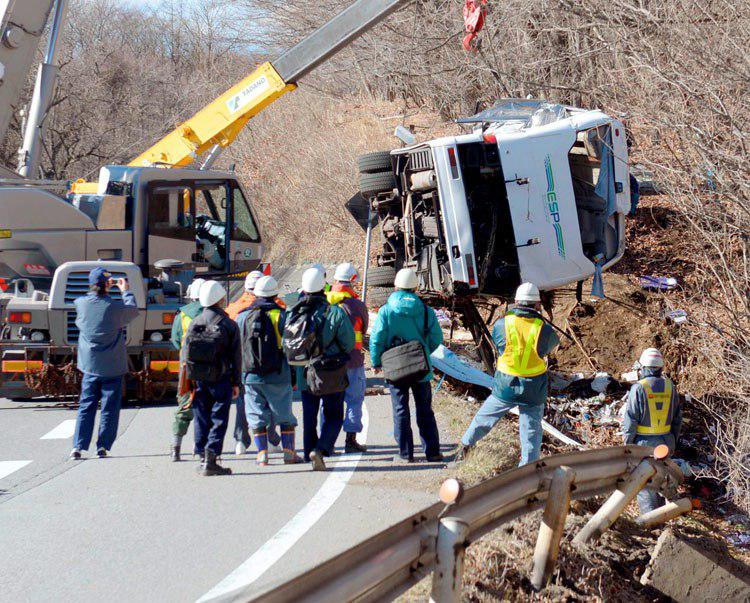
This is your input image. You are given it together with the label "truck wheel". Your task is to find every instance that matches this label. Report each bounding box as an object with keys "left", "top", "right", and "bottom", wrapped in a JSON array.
[
  {"left": 365, "top": 266, "right": 396, "bottom": 287},
  {"left": 360, "top": 171, "right": 396, "bottom": 199},
  {"left": 358, "top": 151, "right": 392, "bottom": 174},
  {"left": 366, "top": 286, "right": 395, "bottom": 308}
]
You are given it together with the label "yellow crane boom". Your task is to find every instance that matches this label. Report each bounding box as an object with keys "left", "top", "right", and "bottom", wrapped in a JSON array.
[
  {"left": 69, "top": 0, "right": 410, "bottom": 194},
  {"left": 129, "top": 63, "right": 295, "bottom": 169}
]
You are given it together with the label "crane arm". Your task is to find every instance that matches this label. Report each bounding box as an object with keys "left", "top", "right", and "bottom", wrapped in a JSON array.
[
  {"left": 0, "top": 1, "right": 57, "bottom": 150},
  {"left": 128, "top": 0, "right": 410, "bottom": 169}
]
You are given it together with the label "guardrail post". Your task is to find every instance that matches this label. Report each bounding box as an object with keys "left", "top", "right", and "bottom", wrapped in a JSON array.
[
  {"left": 429, "top": 516, "right": 470, "bottom": 603},
  {"left": 635, "top": 497, "right": 693, "bottom": 528},
  {"left": 573, "top": 458, "right": 657, "bottom": 545},
  {"left": 530, "top": 466, "right": 576, "bottom": 591}
]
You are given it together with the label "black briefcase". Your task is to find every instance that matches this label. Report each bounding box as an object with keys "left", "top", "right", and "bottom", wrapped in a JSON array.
[{"left": 380, "top": 304, "right": 430, "bottom": 387}]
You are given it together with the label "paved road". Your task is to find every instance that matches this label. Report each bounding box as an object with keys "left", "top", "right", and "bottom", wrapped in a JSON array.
[{"left": 0, "top": 265, "right": 450, "bottom": 602}]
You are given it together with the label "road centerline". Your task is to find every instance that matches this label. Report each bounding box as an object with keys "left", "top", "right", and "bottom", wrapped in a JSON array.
[{"left": 198, "top": 403, "right": 370, "bottom": 602}]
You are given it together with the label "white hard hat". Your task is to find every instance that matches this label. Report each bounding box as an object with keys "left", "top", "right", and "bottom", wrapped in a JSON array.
[
  {"left": 639, "top": 348, "right": 664, "bottom": 369},
  {"left": 515, "top": 282, "right": 541, "bottom": 303},
  {"left": 310, "top": 263, "right": 327, "bottom": 276},
  {"left": 394, "top": 268, "right": 418, "bottom": 290},
  {"left": 334, "top": 262, "right": 358, "bottom": 283},
  {"left": 198, "top": 280, "right": 226, "bottom": 308},
  {"left": 188, "top": 278, "right": 205, "bottom": 300},
  {"left": 254, "top": 275, "right": 279, "bottom": 298},
  {"left": 301, "top": 267, "right": 326, "bottom": 293},
  {"left": 244, "top": 270, "right": 263, "bottom": 292}
]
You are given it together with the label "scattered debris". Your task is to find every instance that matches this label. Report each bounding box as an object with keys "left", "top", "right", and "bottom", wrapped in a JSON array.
[
  {"left": 591, "top": 371, "right": 611, "bottom": 393},
  {"left": 640, "top": 275, "right": 678, "bottom": 291},
  {"left": 665, "top": 309, "right": 688, "bottom": 324},
  {"left": 434, "top": 309, "right": 452, "bottom": 327},
  {"left": 621, "top": 369, "right": 639, "bottom": 382}
]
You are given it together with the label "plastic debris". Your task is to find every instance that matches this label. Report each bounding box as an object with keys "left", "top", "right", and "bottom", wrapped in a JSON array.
[
  {"left": 621, "top": 369, "right": 639, "bottom": 383},
  {"left": 435, "top": 309, "right": 452, "bottom": 327},
  {"left": 640, "top": 275, "right": 678, "bottom": 291},
  {"left": 728, "top": 534, "right": 750, "bottom": 548},
  {"left": 666, "top": 309, "right": 688, "bottom": 324},
  {"left": 591, "top": 371, "right": 611, "bottom": 393}
]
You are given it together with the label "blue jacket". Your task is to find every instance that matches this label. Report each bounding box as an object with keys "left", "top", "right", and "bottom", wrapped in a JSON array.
[
  {"left": 491, "top": 307, "right": 560, "bottom": 405},
  {"left": 369, "top": 290, "right": 443, "bottom": 381},
  {"left": 237, "top": 298, "right": 292, "bottom": 386},
  {"left": 74, "top": 290, "right": 139, "bottom": 378},
  {"left": 622, "top": 367, "right": 682, "bottom": 449}
]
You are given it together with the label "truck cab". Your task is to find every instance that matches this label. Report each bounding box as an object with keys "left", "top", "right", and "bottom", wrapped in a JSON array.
[
  {"left": 0, "top": 165, "right": 264, "bottom": 292},
  {"left": 361, "top": 100, "right": 630, "bottom": 298}
]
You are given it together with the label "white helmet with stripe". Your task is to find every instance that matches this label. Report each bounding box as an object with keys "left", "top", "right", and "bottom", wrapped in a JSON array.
[{"left": 639, "top": 348, "right": 664, "bottom": 369}]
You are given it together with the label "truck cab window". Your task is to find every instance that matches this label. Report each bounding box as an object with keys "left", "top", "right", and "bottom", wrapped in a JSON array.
[
  {"left": 195, "top": 183, "right": 229, "bottom": 270},
  {"left": 148, "top": 187, "right": 194, "bottom": 240},
  {"left": 232, "top": 186, "right": 260, "bottom": 242}
]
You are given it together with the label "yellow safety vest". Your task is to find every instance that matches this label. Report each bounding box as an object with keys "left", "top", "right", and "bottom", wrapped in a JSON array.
[
  {"left": 267, "top": 308, "right": 283, "bottom": 348},
  {"left": 636, "top": 379, "right": 673, "bottom": 435},
  {"left": 180, "top": 312, "right": 194, "bottom": 347},
  {"left": 496, "top": 314, "right": 547, "bottom": 378}
]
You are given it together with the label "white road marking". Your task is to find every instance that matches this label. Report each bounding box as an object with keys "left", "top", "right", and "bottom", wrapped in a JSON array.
[
  {"left": 198, "top": 404, "right": 370, "bottom": 602},
  {"left": 40, "top": 419, "right": 77, "bottom": 440},
  {"left": 0, "top": 460, "right": 32, "bottom": 481}
]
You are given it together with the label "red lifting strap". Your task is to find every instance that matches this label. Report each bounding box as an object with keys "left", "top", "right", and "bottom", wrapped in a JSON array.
[{"left": 463, "top": 0, "right": 488, "bottom": 51}]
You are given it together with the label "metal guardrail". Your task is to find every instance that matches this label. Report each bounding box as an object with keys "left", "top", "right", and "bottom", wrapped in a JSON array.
[{"left": 209, "top": 446, "right": 685, "bottom": 603}]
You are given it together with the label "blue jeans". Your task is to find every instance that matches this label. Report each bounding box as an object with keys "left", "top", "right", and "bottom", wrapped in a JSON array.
[
  {"left": 461, "top": 394, "right": 544, "bottom": 466},
  {"left": 74, "top": 374, "right": 123, "bottom": 451},
  {"left": 245, "top": 379, "right": 297, "bottom": 429},
  {"left": 343, "top": 366, "right": 366, "bottom": 433},
  {"left": 192, "top": 378, "right": 233, "bottom": 455},
  {"left": 301, "top": 390, "right": 344, "bottom": 460},
  {"left": 233, "top": 395, "right": 251, "bottom": 447},
  {"left": 388, "top": 381, "right": 440, "bottom": 459}
]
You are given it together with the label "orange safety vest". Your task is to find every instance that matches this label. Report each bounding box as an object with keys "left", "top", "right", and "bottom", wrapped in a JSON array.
[{"left": 326, "top": 286, "right": 363, "bottom": 350}]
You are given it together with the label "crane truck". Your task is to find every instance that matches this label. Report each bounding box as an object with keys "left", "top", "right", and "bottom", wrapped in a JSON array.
[{"left": 0, "top": 0, "right": 414, "bottom": 399}]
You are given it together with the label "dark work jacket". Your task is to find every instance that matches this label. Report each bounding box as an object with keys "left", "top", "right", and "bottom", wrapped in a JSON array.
[{"left": 183, "top": 306, "right": 242, "bottom": 387}]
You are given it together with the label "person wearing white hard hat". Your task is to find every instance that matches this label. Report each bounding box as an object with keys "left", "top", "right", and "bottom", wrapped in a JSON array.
[
  {"left": 182, "top": 280, "right": 241, "bottom": 476},
  {"left": 226, "top": 269, "right": 284, "bottom": 457},
  {"left": 226, "top": 270, "right": 264, "bottom": 321},
  {"left": 235, "top": 276, "right": 302, "bottom": 466},
  {"left": 622, "top": 348, "right": 682, "bottom": 513},
  {"left": 458, "top": 282, "right": 560, "bottom": 466},
  {"left": 283, "top": 267, "right": 355, "bottom": 471},
  {"left": 168, "top": 277, "right": 205, "bottom": 461},
  {"left": 370, "top": 268, "right": 444, "bottom": 463},
  {"left": 326, "top": 263, "right": 369, "bottom": 452}
]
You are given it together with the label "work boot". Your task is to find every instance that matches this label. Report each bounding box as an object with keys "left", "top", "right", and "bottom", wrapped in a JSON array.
[
  {"left": 309, "top": 449, "right": 326, "bottom": 471},
  {"left": 393, "top": 455, "right": 415, "bottom": 465},
  {"left": 253, "top": 429, "right": 269, "bottom": 466},
  {"left": 201, "top": 450, "right": 232, "bottom": 476},
  {"left": 425, "top": 453, "right": 445, "bottom": 463},
  {"left": 171, "top": 444, "right": 181, "bottom": 462},
  {"left": 345, "top": 432, "right": 367, "bottom": 453},
  {"left": 280, "top": 427, "right": 302, "bottom": 464},
  {"left": 452, "top": 445, "right": 472, "bottom": 464},
  {"left": 97, "top": 448, "right": 108, "bottom": 458}
]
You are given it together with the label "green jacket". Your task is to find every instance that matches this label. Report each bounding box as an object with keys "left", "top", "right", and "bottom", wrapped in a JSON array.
[
  {"left": 170, "top": 300, "right": 203, "bottom": 350},
  {"left": 369, "top": 290, "right": 443, "bottom": 381},
  {"left": 293, "top": 292, "right": 355, "bottom": 392}
]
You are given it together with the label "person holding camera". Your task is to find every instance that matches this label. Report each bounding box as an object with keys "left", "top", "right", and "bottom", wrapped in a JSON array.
[{"left": 70, "top": 267, "right": 139, "bottom": 460}]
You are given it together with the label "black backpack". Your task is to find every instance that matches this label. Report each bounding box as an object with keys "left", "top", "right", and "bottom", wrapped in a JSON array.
[
  {"left": 282, "top": 297, "right": 328, "bottom": 366},
  {"left": 184, "top": 313, "right": 225, "bottom": 382},
  {"left": 241, "top": 306, "right": 284, "bottom": 376}
]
